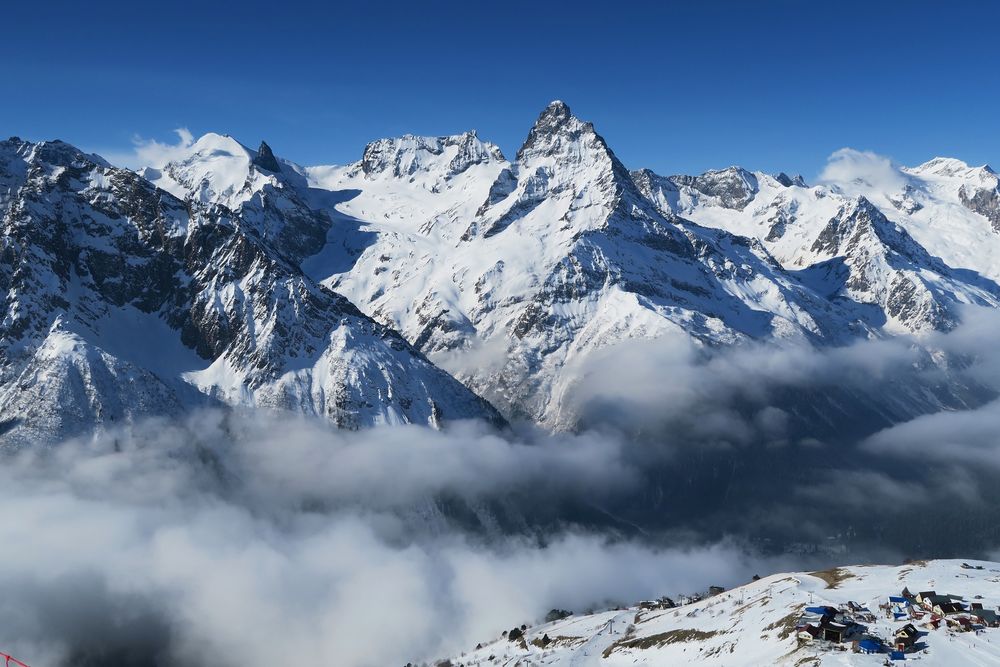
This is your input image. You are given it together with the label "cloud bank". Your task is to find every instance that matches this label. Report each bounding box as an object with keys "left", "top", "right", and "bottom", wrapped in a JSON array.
[
  {"left": 0, "top": 413, "right": 787, "bottom": 667},
  {"left": 6, "top": 309, "right": 1000, "bottom": 665}
]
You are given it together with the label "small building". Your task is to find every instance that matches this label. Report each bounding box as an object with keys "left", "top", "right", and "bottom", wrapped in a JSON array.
[
  {"left": 915, "top": 591, "right": 936, "bottom": 605},
  {"left": 856, "top": 638, "right": 883, "bottom": 654},
  {"left": 923, "top": 594, "right": 963, "bottom": 611},
  {"left": 823, "top": 621, "right": 850, "bottom": 643},
  {"left": 921, "top": 594, "right": 947, "bottom": 610},
  {"left": 973, "top": 609, "right": 1000, "bottom": 627},
  {"left": 708, "top": 585, "right": 725, "bottom": 597},
  {"left": 805, "top": 605, "right": 837, "bottom": 617},
  {"left": 890, "top": 649, "right": 906, "bottom": 661},
  {"left": 894, "top": 623, "right": 919, "bottom": 652},
  {"left": 933, "top": 602, "right": 966, "bottom": 616},
  {"left": 639, "top": 597, "right": 674, "bottom": 610}
]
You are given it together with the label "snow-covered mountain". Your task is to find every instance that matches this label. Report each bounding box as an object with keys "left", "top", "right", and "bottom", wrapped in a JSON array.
[
  {"left": 634, "top": 159, "right": 1000, "bottom": 333},
  {"left": 151, "top": 101, "right": 1000, "bottom": 427},
  {"left": 277, "top": 103, "right": 896, "bottom": 425},
  {"left": 439, "top": 559, "right": 1000, "bottom": 666},
  {"left": 0, "top": 137, "right": 502, "bottom": 446},
  {"left": 5, "top": 101, "right": 998, "bottom": 441}
]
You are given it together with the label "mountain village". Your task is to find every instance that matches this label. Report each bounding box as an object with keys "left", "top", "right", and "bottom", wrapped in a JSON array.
[{"left": 435, "top": 560, "right": 1000, "bottom": 666}]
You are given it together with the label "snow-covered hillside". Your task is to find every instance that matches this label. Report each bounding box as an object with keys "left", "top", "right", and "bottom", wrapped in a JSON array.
[
  {"left": 151, "top": 101, "right": 1000, "bottom": 426},
  {"left": 0, "top": 137, "right": 502, "bottom": 446},
  {"left": 440, "top": 559, "right": 1000, "bottom": 666}
]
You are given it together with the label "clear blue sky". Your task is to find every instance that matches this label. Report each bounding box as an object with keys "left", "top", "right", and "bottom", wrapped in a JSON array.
[{"left": 3, "top": 0, "right": 998, "bottom": 177}]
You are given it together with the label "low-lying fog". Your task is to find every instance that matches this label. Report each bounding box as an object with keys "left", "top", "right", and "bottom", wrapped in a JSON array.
[{"left": 6, "top": 307, "right": 1000, "bottom": 666}]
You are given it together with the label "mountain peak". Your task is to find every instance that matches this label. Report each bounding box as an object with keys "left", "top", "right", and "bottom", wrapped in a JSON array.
[
  {"left": 852, "top": 194, "right": 879, "bottom": 212},
  {"left": 253, "top": 141, "right": 282, "bottom": 172},
  {"left": 516, "top": 101, "right": 595, "bottom": 160},
  {"left": 541, "top": 99, "right": 571, "bottom": 121},
  {"left": 910, "top": 156, "right": 981, "bottom": 178},
  {"left": 147, "top": 133, "right": 265, "bottom": 207},
  {"left": 189, "top": 132, "right": 250, "bottom": 157},
  {"left": 775, "top": 172, "right": 808, "bottom": 188}
]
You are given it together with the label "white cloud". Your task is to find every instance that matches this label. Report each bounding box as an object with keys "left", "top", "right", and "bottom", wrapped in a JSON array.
[
  {"left": 864, "top": 398, "right": 1000, "bottom": 468},
  {"left": 97, "top": 128, "right": 195, "bottom": 169},
  {"left": 818, "top": 147, "right": 907, "bottom": 195},
  {"left": 559, "top": 328, "right": 925, "bottom": 443}
]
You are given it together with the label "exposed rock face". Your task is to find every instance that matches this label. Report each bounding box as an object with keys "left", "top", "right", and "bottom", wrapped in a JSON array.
[
  {"left": 0, "top": 137, "right": 503, "bottom": 446},
  {"left": 888, "top": 184, "right": 924, "bottom": 214},
  {"left": 774, "top": 172, "right": 806, "bottom": 188},
  {"left": 960, "top": 182, "right": 1000, "bottom": 231},
  {"left": 669, "top": 167, "right": 760, "bottom": 210},
  {"left": 252, "top": 140, "right": 282, "bottom": 172},
  {"left": 360, "top": 131, "right": 504, "bottom": 179}
]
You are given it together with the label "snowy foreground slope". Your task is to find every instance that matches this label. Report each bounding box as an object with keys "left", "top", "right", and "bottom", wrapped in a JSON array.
[
  {"left": 0, "top": 138, "right": 502, "bottom": 446},
  {"left": 152, "top": 102, "right": 1000, "bottom": 427},
  {"left": 440, "top": 560, "right": 1000, "bottom": 666}
]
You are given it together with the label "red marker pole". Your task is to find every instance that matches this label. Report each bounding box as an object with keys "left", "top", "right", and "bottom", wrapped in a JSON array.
[{"left": 0, "top": 652, "right": 30, "bottom": 667}]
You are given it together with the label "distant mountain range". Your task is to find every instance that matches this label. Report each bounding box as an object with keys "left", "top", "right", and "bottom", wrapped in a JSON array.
[{"left": 3, "top": 101, "right": 1000, "bottom": 442}]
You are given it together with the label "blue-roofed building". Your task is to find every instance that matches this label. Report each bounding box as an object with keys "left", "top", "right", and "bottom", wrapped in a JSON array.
[
  {"left": 857, "top": 638, "right": 883, "bottom": 654},
  {"left": 805, "top": 605, "right": 836, "bottom": 616}
]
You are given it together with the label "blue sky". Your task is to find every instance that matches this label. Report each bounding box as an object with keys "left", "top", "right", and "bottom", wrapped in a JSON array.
[{"left": 2, "top": 0, "right": 998, "bottom": 177}]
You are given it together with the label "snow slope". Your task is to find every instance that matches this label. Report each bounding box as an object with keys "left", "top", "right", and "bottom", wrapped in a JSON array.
[{"left": 443, "top": 559, "right": 1000, "bottom": 666}]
